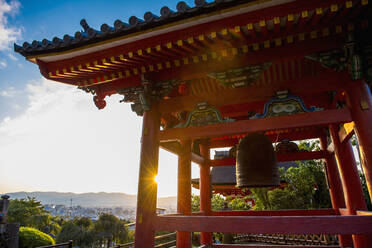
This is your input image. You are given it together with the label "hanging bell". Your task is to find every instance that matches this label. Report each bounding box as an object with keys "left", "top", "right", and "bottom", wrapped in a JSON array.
[{"left": 236, "top": 133, "right": 280, "bottom": 187}]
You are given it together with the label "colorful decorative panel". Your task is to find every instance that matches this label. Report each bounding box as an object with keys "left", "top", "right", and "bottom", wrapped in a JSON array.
[
  {"left": 208, "top": 62, "right": 272, "bottom": 88},
  {"left": 252, "top": 91, "right": 323, "bottom": 119},
  {"left": 174, "top": 102, "right": 234, "bottom": 128}
]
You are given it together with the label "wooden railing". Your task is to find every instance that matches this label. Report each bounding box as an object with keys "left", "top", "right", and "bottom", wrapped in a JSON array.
[
  {"left": 234, "top": 233, "right": 338, "bottom": 246},
  {"left": 37, "top": 240, "right": 72, "bottom": 248},
  {"left": 114, "top": 232, "right": 176, "bottom": 248}
]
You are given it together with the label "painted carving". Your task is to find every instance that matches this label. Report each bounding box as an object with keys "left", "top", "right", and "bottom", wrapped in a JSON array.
[
  {"left": 174, "top": 102, "right": 234, "bottom": 128},
  {"left": 306, "top": 34, "right": 370, "bottom": 81},
  {"left": 208, "top": 62, "right": 272, "bottom": 88},
  {"left": 118, "top": 77, "right": 180, "bottom": 116},
  {"left": 252, "top": 91, "right": 323, "bottom": 119}
]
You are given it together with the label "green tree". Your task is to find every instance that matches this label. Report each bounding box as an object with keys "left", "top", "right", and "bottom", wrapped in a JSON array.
[
  {"left": 227, "top": 197, "right": 251, "bottom": 210},
  {"left": 7, "top": 197, "right": 61, "bottom": 235},
  {"left": 191, "top": 194, "right": 227, "bottom": 212},
  {"left": 250, "top": 188, "right": 272, "bottom": 210},
  {"left": 19, "top": 227, "right": 55, "bottom": 248},
  {"left": 251, "top": 140, "right": 331, "bottom": 210},
  {"left": 211, "top": 194, "right": 225, "bottom": 210},
  {"left": 360, "top": 173, "right": 372, "bottom": 210},
  {"left": 56, "top": 221, "right": 94, "bottom": 248},
  {"left": 191, "top": 194, "right": 200, "bottom": 212},
  {"left": 7, "top": 198, "right": 48, "bottom": 226},
  {"left": 93, "top": 213, "right": 128, "bottom": 247}
]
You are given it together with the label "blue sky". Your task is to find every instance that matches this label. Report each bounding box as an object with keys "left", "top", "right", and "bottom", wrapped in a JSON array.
[{"left": 0, "top": 0, "right": 200, "bottom": 197}]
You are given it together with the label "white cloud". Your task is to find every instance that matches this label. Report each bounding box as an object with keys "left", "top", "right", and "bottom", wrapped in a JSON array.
[
  {"left": 7, "top": 52, "right": 17, "bottom": 61},
  {"left": 0, "top": 78, "right": 185, "bottom": 197},
  {"left": 0, "top": 0, "right": 21, "bottom": 51},
  {"left": 0, "top": 86, "right": 20, "bottom": 97},
  {"left": 0, "top": 59, "right": 6, "bottom": 68}
]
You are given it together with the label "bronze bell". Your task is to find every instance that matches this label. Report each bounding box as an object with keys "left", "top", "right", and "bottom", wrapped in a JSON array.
[{"left": 236, "top": 133, "right": 280, "bottom": 187}]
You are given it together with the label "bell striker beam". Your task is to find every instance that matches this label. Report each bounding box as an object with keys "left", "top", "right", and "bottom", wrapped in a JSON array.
[
  {"left": 134, "top": 105, "right": 160, "bottom": 248},
  {"left": 345, "top": 79, "right": 372, "bottom": 202},
  {"left": 329, "top": 124, "right": 369, "bottom": 248},
  {"left": 199, "top": 141, "right": 213, "bottom": 245},
  {"left": 320, "top": 134, "right": 353, "bottom": 247},
  {"left": 177, "top": 139, "right": 192, "bottom": 248}
]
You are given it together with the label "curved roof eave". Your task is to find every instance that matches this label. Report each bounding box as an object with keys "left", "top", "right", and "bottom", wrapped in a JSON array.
[{"left": 17, "top": 0, "right": 293, "bottom": 64}]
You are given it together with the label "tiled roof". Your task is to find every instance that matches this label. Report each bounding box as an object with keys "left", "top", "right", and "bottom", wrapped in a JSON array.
[{"left": 14, "top": 0, "right": 252, "bottom": 57}]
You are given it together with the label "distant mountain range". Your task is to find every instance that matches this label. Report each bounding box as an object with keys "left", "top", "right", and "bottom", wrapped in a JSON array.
[{"left": 5, "top": 191, "right": 177, "bottom": 208}]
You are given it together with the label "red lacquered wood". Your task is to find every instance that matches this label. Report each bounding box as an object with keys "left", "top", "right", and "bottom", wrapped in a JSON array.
[
  {"left": 209, "top": 151, "right": 326, "bottom": 167},
  {"left": 199, "top": 141, "right": 213, "bottom": 245},
  {"left": 209, "top": 128, "right": 323, "bottom": 148},
  {"left": 329, "top": 125, "right": 367, "bottom": 213},
  {"left": 339, "top": 208, "right": 351, "bottom": 216},
  {"left": 319, "top": 134, "right": 346, "bottom": 210},
  {"left": 158, "top": 72, "right": 345, "bottom": 114},
  {"left": 191, "top": 153, "right": 204, "bottom": 165},
  {"left": 211, "top": 209, "right": 336, "bottom": 216},
  {"left": 154, "top": 215, "right": 372, "bottom": 234},
  {"left": 160, "top": 109, "right": 352, "bottom": 142},
  {"left": 177, "top": 140, "right": 192, "bottom": 248},
  {"left": 345, "top": 80, "right": 372, "bottom": 204},
  {"left": 357, "top": 211, "right": 372, "bottom": 216},
  {"left": 320, "top": 133, "right": 352, "bottom": 247},
  {"left": 211, "top": 245, "right": 340, "bottom": 248},
  {"left": 134, "top": 106, "right": 160, "bottom": 248},
  {"left": 329, "top": 124, "right": 369, "bottom": 247}
]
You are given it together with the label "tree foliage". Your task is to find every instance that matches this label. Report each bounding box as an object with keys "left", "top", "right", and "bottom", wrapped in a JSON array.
[
  {"left": 56, "top": 221, "right": 94, "bottom": 248},
  {"left": 7, "top": 197, "right": 61, "bottom": 235},
  {"left": 93, "top": 213, "right": 129, "bottom": 246},
  {"left": 19, "top": 227, "right": 55, "bottom": 248},
  {"left": 226, "top": 197, "right": 251, "bottom": 210},
  {"left": 251, "top": 140, "right": 331, "bottom": 210}
]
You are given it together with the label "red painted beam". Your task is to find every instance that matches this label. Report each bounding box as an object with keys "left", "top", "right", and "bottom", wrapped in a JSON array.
[
  {"left": 209, "top": 128, "right": 323, "bottom": 148},
  {"left": 357, "top": 211, "right": 372, "bottom": 216},
  {"left": 211, "top": 209, "right": 336, "bottom": 216},
  {"left": 209, "top": 151, "right": 325, "bottom": 167},
  {"left": 277, "top": 150, "right": 326, "bottom": 161},
  {"left": 154, "top": 215, "right": 372, "bottom": 234},
  {"left": 159, "top": 109, "right": 352, "bottom": 142},
  {"left": 210, "top": 157, "right": 235, "bottom": 167},
  {"left": 158, "top": 72, "right": 344, "bottom": 114},
  {"left": 210, "top": 245, "right": 340, "bottom": 248},
  {"left": 191, "top": 153, "right": 204, "bottom": 165}
]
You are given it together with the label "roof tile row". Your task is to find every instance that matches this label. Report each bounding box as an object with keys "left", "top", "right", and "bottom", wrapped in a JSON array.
[{"left": 15, "top": 0, "right": 249, "bottom": 57}]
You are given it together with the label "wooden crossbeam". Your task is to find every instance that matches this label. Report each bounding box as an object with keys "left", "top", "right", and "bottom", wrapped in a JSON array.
[
  {"left": 338, "top": 121, "right": 355, "bottom": 143},
  {"left": 158, "top": 72, "right": 345, "bottom": 114},
  {"left": 209, "top": 151, "right": 326, "bottom": 167},
  {"left": 154, "top": 215, "right": 372, "bottom": 234},
  {"left": 159, "top": 141, "right": 205, "bottom": 165},
  {"left": 209, "top": 245, "right": 340, "bottom": 248},
  {"left": 159, "top": 109, "right": 352, "bottom": 142},
  {"left": 210, "top": 209, "right": 336, "bottom": 216},
  {"left": 210, "top": 128, "right": 323, "bottom": 148}
]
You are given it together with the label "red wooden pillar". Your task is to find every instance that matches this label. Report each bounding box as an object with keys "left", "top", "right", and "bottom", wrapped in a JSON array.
[
  {"left": 345, "top": 80, "right": 372, "bottom": 202},
  {"left": 320, "top": 134, "right": 353, "bottom": 247},
  {"left": 177, "top": 139, "right": 192, "bottom": 248},
  {"left": 134, "top": 107, "right": 160, "bottom": 248},
  {"left": 199, "top": 141, "right": 213, "bottom": 245},
  {"left": 329, "top": 124, "right": 369, "bottom": 247}
]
